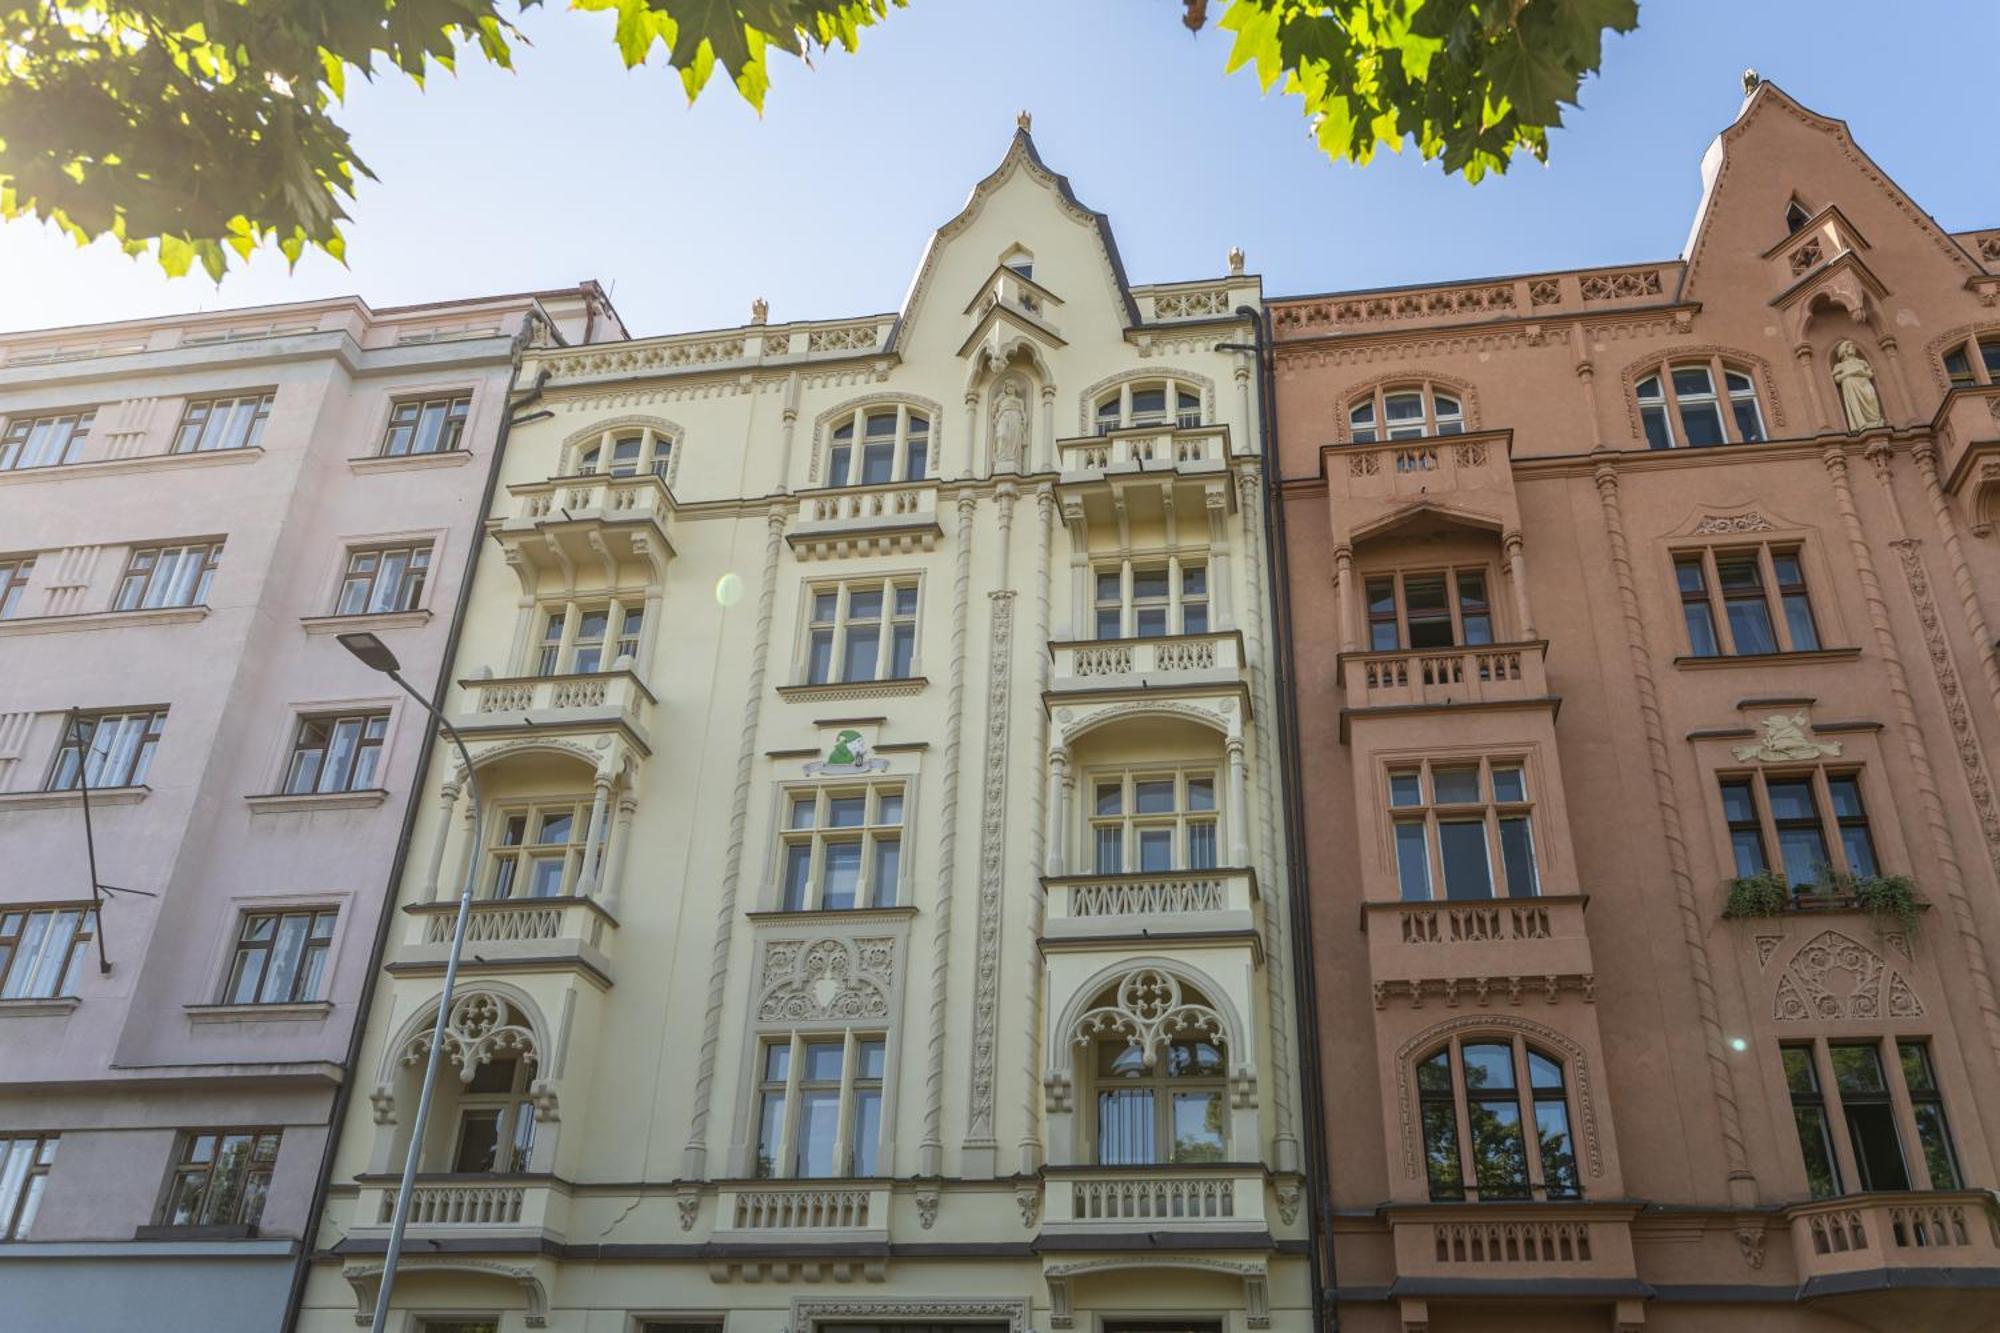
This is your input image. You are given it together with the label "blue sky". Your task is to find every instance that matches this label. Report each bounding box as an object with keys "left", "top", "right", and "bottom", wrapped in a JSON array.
[{"left": 0, "top": 1, "right": 1991, "bottom": 336}]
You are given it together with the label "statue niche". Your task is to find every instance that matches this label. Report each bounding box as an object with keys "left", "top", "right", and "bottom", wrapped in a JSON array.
[
  {"left": 992, "top": 376, "right": 1031, "bottom": 475},
  {"left": 1832, "top": 340, "right": 1886, "bottom": 432}
]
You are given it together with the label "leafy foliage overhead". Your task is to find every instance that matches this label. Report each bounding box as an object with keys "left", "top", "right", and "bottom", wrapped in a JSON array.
[{"left": 0, "top": 0, "right": 1636, "bottom": 279}]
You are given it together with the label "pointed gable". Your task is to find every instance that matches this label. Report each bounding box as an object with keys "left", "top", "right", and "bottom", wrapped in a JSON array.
[
  {"left": 1680, "top": 82, "right": 1984, "bottom": 305},
  {"left": 888, "top": 127, "right": 1142, "bottom": 357}
]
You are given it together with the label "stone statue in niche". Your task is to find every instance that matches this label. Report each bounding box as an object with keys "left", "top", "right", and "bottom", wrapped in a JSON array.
[
  {"left": 1832, "top": 339, "right": 1886, "bottom": 432},
  {"left": 993, "top": 379, "right": 1029, "bottom": 472}
]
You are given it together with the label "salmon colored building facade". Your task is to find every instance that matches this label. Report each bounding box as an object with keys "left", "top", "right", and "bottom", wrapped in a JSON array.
[{"left": 1268, "top": 81, "right": 2000, "bottom": 1333}]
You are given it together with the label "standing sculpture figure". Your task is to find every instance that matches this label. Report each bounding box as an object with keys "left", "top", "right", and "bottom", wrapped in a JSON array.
[
  {"left": 1833, "top": 339, "right": 1886, "bottom": 431},
  {"left": 993, "top": 379, "right": 1029, "bottom": 471}
]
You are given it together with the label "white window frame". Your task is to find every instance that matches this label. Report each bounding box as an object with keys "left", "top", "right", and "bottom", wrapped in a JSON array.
[
  {"left": 484, "top": 797, "right": 595, "bottom": 900},
  {"left": 1386, "top": 756, "right": 1540, "bottom": 901},
  {"left": 824, "top": 406, "right": 930, "bottom": 488},
  {"left": 533, "top": 599, "right": 647, "bottom": 675},
  {"left": 776, "top": 781, "right": 906, "bottom": 911},
  {"left": 1348, "top": 382, "right": 1466, "bottom": 443},
  {"left": 1085, "top": 766, "right": 1221, "bottom": 874},
  {"left": 1093, "top": 378, "right": 1204, "bottom": 434},
  {"left": 574, "top": 426, "right": 675, "bottom": 481},
  {"left": 1090, "top": 557, "right": 1209, "bottom": 639},
  {"left": 1636, "top": 356, "right": 1769, "bottom": 448},
  {"left": 752, "top": 1030, "right": 889, "bottom": 1178},
  {"left": 802, "top": 577, "right": 920, "bottom": 685}
]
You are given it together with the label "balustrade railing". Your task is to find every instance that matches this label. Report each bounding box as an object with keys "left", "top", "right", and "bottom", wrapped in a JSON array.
[
  {"left": 726, "top": 1186, "right": 877, "bottom": 1231},
  {"left": 1345, "top": 641, "right": 1543, "bottom": 710},
  {"left": 1787, "top": 1192, "right": 2000, "bottom": 1278},
  {"left": 1071, "top": 1174, "right": 1234, "bottom": 1222},
  {"left": 458, "top": 670, "right": 653, "bottom": 734},
  {"left": 1058, "top": 423, "right": 1229, "bottom": 473},
  {"left": 380, "top": 1183, "right": 525, "bottom": 1226},
  {"left": 1052, "top": 632, "right": 1241, "bottom": 685},
  {"left": 1432, "top": 1219, "right": 1593, "bottom": 1265}
]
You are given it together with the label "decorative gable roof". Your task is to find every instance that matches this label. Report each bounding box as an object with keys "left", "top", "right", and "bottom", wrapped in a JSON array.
[
  {"left": 887, "top": 126, "right": 1143, "bottom": 353},
  {"left": 1680, "top": 81, "right": 1983, "bottom": 300}
]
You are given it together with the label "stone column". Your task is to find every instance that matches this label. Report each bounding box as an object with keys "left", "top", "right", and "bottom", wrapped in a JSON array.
[
  {"left": 1226, "top": 737, "right": 1249, "bottom": 866},
  {"left": 576, "top": 774, "right": 612, "bottom": 897},
  {"left": 1333, "top": 544, "right": 1357, "bottom": 654},
  {"left": 600, "top": 795, "right": 636, "bottom": 915},
  {"left": 1795, "top": 343, "right": 1833, "bottom": 433},
  {"left": 1503, "top": 530, "right": 1534, "bottom": 638},
  {"left": 1206, "top": 486, "right": 1234, "bottom": 630},
  {"left": 1045, "top": 746, "right": 1070, "bottom": 876},
  {"left": 420, "top": 782, "right": 462, "bottom": 903},
  {"left": 962, "top": 390, "right": 981, "bottom": 482},
  {"left": 1039, "top": 384, "right": 1057, "bottom": 473}
]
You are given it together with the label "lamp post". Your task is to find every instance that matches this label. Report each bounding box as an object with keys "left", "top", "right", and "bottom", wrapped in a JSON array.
[{"left": 338, "top": 631, "right": 484, "bottom": 1333}]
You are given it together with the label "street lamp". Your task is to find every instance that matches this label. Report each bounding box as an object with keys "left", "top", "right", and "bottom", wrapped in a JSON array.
[{"left": 337, "top": 631, "right": 484, "bottom": 1333}]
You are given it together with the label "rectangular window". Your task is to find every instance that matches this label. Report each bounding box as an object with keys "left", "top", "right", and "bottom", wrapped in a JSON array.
[
  {"left": 754, "top": 1032, "right": 888, "bottom": 1178},
  {"left": 1898, "top": 1041, "right": 1961, "bottom": 1190},
  {"left": 1088, "top": 769, "right": 1221, "bottom": 875},
  {"left": 282, "top": 712, "right": 388, "bottom": 795},
  {"left": 486, "top": 800, "right": 591, "bottom": 899},
  {"left": 1362, "top": 567, "right": 1500, "bottom": 651},
  {"left": 0, "top": 557, "right": 31, "bottom": 619},
  {"left": 0, "top": 908, "right": 95, "bottom": 1000},
  {"left": 778, "top": 784, "right": 903, "bottom": 910},
  {"left": 1768, "top": 777, "right": 1833, "bottom": 888},
  {"left": 1783, "top": 1045, "right": 1842, "bottom": 1198},
  {"left": 0, "top": 1135, "right": 57, "bottom": 1239},
  {"left": 534, "top": 601, "right": 645, "bottom": 675},
  {"left": 1829, "top": 1043, "right": 1911, "bottom": 1191},
  {"left": 380, "top": 395, "right": 470, "bottom": 457},
  {"left": 334, "top": 545, "right": 431, "bottom": 616},
  {"left": 223, "top": 910, "right": 336, "bottom": 1005},
  {"left": 1717, "top": 771, "right": 1880, "bottom": 889},
  {"left": 1384, "top": 758, "right": 1539, "bottom": 901},
  {"left": 803, "top": 578, "right": 919, "bottom": 684},
  {"left": 115, "top": 543, "right": 221, "bottom": 611},
  {"left": 1091, "top": 560, "right": 1211, "bottom": 639},
  {"left": 1781, "top": 1036, "right": 1965, "bottom": 1198},
  {"left": 159, "top": 1130, "right": 280, "bottom": 1227},
  {"left": 1720, "top": 779, "right": 1769, "bottom": 878},
  {"left": 1827, "top": 775, "right": 1879, "bottom": 879},
  {"left": 0, "top": 410, "right": 94, "bottom": 470},
  {"left": 47, "top": 709, "right": 166, "bottom": 790},
  {"left": 172, "top": 393, "right": 272, "bottom": 454},
  {"left": 451, "top": 1056, "right": 535, "bottom": 1173},
  {"left": 1674, "top": 545, "right": 1821, "bottom": 656}
]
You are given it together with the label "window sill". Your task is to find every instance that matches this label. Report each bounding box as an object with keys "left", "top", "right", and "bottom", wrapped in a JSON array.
[
  {"left": 0, "top": 996, "right": 81, "bottom": 1017},
  {"left": 777, "top": 676, "right": 929, "bottom": 704},
  {"left": 300, "top": 609, "right": 433, "bottom": 636},
  {"left": 347, "top": 448, "right": 474, "bottom": 475},
  {"left": 745, "top": 905, "right": 918, "bottom": 926},
  {"left": 0, "top": 606, "right": 209, "bottom": 636},
  {"left": 244, "top": 788, "right": 389, "bottom": 814},
  {"left": 0, "top": 446, "right": 263, "bottom": 485},
  {"left": 184, "top": 1001, "right": 334, "bottom": 1024},
  {"left": 0, "top": 786, "right": 149, "bottom": 811},
  {"left": 1674, "top": 647, "right": 1862, "bottom": 669}
]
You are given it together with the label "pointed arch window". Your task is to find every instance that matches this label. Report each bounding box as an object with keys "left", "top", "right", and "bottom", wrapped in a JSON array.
[
  {"left": 1636, "top": 357, "right": 1767, "bottom": 448},
  {"left": 1417, "top": 1034, "right": 1581, "bottom": 1201},
  {"left": 1348, "top": 382, "right": 1464, "bottom": 443},
  {"left": 826, "top": 406, "right": 929, "bottom": 487},
  {"left": 1073, "top": 969, "right": 1231, "bottom": 1165}
]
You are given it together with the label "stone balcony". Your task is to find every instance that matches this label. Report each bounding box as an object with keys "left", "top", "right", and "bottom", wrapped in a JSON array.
[
  {"left": 1385, "top": 1203, "right": 1640, "bottom": 1316},
  {"left": 1362, "top": 895, "right": 1594, "bottom": 1007},
  {"left": 1788, "top": 1190, "right": 2000, "bottom": 1281},
  {"left": 1041, "top": 1166, "right": 1269, "bottom": 1237},
  {"left": 450, "top": 669, "right": 655, "bottom": 753},
  {"left": 1043, "top": 867, "right": 1258, "bottom": 944},
  {"left": 349, "top": 1175, "right": 568, "bottom": 1244},
  {"left": 1340, "top": 641, "right": 1550, "bottom": 719},
  {"left": 1050, "top": 630, "right": 1246, "bottom": 697},
  {"left": 489, "top": 473, "right": 676, "bottom": 578},
  {"left": 1058, "top": 421, "right": 1232, "bottom": 475},
  {"left": 1054, "top": 423, "right": 1238, "bottom": 530},
  {"left": 787, "top": 480, "right": 942, "bottom": 559},
  {"left": 392, "top": 896, "right": 617, "bottom": 987}
]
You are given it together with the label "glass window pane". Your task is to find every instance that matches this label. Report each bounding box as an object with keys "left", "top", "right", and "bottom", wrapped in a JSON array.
[
  {"left": 842, "top": 627, "right": 880, "bottom": 681},
  {"left": 1438, "top": 821, "right": 1494, "bottom": 899},
  {"left": 1844, "top": 1102, "right": 1911, "bottom": 1191},
  {"left": 1137, "top": 829, "right": 1173, "bottom": 872},
  {"left": 1096, "top": 1087, "right": 1156, "bottom": 1165},
  {"left": 1911, "top": 1103, "right": 1961, "bottom": 1189},
  {"left": 1498, "top": 817, "right": 1538, "bottom": 898},
  {"left": 1777, "top": 827, "right": 1833, "bottom": 887},
  {"left": 1830, "top": 1043, "right": 1888, "bottom": 1094},
  {"left": 1395, "top": 823, "right": 1431, "bottom": 901},
  {"left": 1431, "top": 766, "right": 1480, "bottom": 805},
  {"left": 858, "top": 1038, "right": 887, "bottom": 1079},
  {"left": 1185, "top": 777, "right": 1215, "bottom": 812},
  {"left": 1186, "top": 821, "right": 1216, "bottom": 870},
  {"left": 1169, "top": 1091, "right": 1226, "bottom": 1163},
  {"left": 1469, "top": 1099, "right": 1529, "bottom": 1199},
  {"left": 802, "top": 1040, "right": 844, "bottom": 1081},
  {"left": 1422, "top": 1097, "right": 1463, "bottom": 1199},
  {"left": 821, "top": 841, "right": 862, "bottom": 909},
  {"left": 258, "top": 915, "right": 310, "bottom": 1003},
  {"left": 1094, "top": 827, "right": 1123, "bottom": 874},
  {"left": 1388, "top": 772, "right": 1422, "bottom": 807},
  {"left": 1527, "top": 1050, "right": 1563, "bottom": 1090},
  {"left": 789, "top": 796, "right": 816, "bottom": 829},
  {"left": 875, "top": 792, "right": 903, "bottom": 825},
  {"left": 1461, "top": 1043, "right": 1516, "bottom": 1090},
  {"left": 1490, "top": 766, "right": 1526, "bottom": 803},
  {"left": 1897, "top": 1041, "right": 1937, "bottom": 1092},
  {"left": 1766, "top": 780, "right": 1817, "bottom": 823},
  {"left": 796, "top": 1090, "right": 841, "bottom": 1177},
  {"left": 1095, "top": 783, "right": 1122, "bottom": 816},
  {"left": 1641, "top": 405, "right": 1674, "bottom": 450},
  {"left": 826, "top": 796, "right": 866, "bottom": 827},
  {"left": 1133, "top": 780, "right": 1175, "bottom": 814},
  {"left": 1536, "top": 1100, "right": 1580, "bottom": 1197},
  {"left": 1794, "top": 1107, "right": 1842, "bottom": 1198},
  {"left": 782, "top": 844, "right": 813, "bottom": 911},
  {"left": 763, "top": 1043, "right": 791, "bottom": 1082},
  {"left": 849, "top": 1088, "right": 883, "bottom": 1176},
  {"left": 1683, "top": 603, "right": 1721, "bottom": 657},
  {"left": 1672, "top": 366, "right": 1715, "bottom": 397}
]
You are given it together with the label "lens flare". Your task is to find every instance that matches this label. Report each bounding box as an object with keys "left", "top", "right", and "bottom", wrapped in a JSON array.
[{"left": 715, "top": 572, "right": 745, "bottom": 607}]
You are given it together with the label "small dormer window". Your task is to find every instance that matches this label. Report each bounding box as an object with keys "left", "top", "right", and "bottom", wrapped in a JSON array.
[
  {"left": 1001, "top": 246, "right": 1034, "bottom": 281},
  {"left": 1095, "top": 379, "right": 1202, "bottom": 434},
  {"left": 1786, "top": 200, "right": 1812, "bottom": 235},
  {"left": 826, "top": 407, "right": 929, "bottom": 487},
  {"left": 1348, "top": 383, "right": 1465, "bottom": 443}
]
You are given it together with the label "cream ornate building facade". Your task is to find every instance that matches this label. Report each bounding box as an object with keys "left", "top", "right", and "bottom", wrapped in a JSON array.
[{"left": 295, "top": 126, "right": 1310, "bottom": 1333}]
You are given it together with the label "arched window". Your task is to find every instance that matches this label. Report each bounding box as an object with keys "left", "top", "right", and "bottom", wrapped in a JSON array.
[
  {"left": 1943, "top": 336, "right": 2000, "bottom": 389},
  {"left": 1348, "top": 383, "right": 1465, "bottom": 443},
  {"left": 826, "top": 406, "right": 929, "bottom": 487},
  {"left": 1635, "top": 357, "right": 1766, "bottom": 448},
  {"left": 1094, "top": 378, "right": 1204, "bottom": 434},
  {"left": 1074, "top": 969, "right": 1231, "bottom": 1166},
  {"left": 396, "top": 991, "right": 543, "bottom": 1174},
  {"left": 1417, "top": 1036, "right": 1580, "bottom": 1202},
  {"left": 575, "top": 426, "right": 673, "bottom": 480}
]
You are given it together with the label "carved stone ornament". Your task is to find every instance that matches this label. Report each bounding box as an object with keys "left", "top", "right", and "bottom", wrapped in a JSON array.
[
  {"left": 1735, "top": 1218, "right": 1767, "bottom": 1269},
  {"left": 1015, "top": 1182, "right": 1041, "bottom": 1228},
  {"left": 1833, "top": 339, "right": 1887, "bottom": 431},
  {"left": 755, "top": 936, "right": 896, "bottom": 1023},
  {"left": 1774, "top": 929, "right": 1924, "bottom": 1022},
  {"left": 1070, "top": 967, "right": 1227, "bottom": 1068},
  {"left": 791, "top": 1300, "right": 1026, "bottom": 1333},
  {"left": 1694, "top": 511, "right": 1776, "bottom": 535},
  {"left": 675, "top": 1189, "right": 701, "bottom": 1231},
  {"left": 400, "top": 991, "right": 538, "bottom": 1084},
  {"left": 1733, "top": 711, "right": 1842, "bottom": 763},
  {"left": 1275, "top": 1181, "right": 1302, "bottom": 1226},
  {"left": 368, "top": 1085, "right": 395, "bottom": 1125},
  {"left": 914, "top": 1185, "right": 940, "bottom": 1230}
]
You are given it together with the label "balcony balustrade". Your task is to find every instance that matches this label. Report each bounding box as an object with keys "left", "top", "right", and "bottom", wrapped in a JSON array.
[
  {"left": 1342, "top": 640, "right": 1549, "bottom": 713},
  {"left": 788, "top": 479, "right": 942, "bottom": 559},
  {"left": 1041, "top": 1166, "right": 1267, "bottom": 1235},
  {"left": 1363, "top": 895, "right": 1594, "bottom": 1006},
  {"left": 1788, "top": 1191, "right": 2000, "bottom": 1282},
  {"left": 1058, "top": 422, "right": 1231, "bottom": 476},
  {"left": 491, "top": 474, "right": 675, "bottom": 573},
  {"left": 1050, "top": 630, "right": 1246, "bottom": 695},
  {"left": 1044, "top": 867, "right": 1257, "bottom": 942},
  {"left": 709, "top": 1182, "right": 892, "bottom": 1243},
  {"left": 450, "top": 669, "right": 654, "bottom": 750},
  {"left": 1388, "top": 1204, "right": 1637, "bottom": 1284},
  {"left": 350, "top": 1176, "right": 567, "bottom": 1242},
  {"left": 394, "top": 896, "right": 617, "bottom": 986}
]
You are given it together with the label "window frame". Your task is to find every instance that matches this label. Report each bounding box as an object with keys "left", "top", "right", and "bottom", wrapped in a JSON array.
[
  {"left": 378, "top": 393, "right": 472, "bottom": 458},
  {"left": 823, "top": 405, "right": 931, "bottom": 487},
  {"left": 1347, "top": 382, "right": 1467, "bottom": 444},
  {"left": 1090, "top": 557, "right": 1210, "bottom": 640},
  {"left": 1941, "top": 335, "right": 2000, "bottom": 389},
  {"left": 1415, "top": 1034, "right": 1583, "bottom": 1202},
  {"left": 532, "top": 598, "right": 647, "bottom": 676},
  {"left": 1089, "top": 1034, "right": 1231, "bottom": 1166},
  {"left": 0, "top": 906, "right": 97, "bottom": 1000},
  {"left": 752, "top": 1030, "right": 890, "bottom": 1178},
  {"left": 156, "top": 1129, "right": 281, "bottom": 1228},
  {"left": 801, "top": 576, "right": 921, "bottom": 685},
  {"left": 334, "top": 543, "right": 433, "bottom": 617},
  {"left": 1362, "top": 565, "right": 1498, "bottom": 651},
  {"left": 575, "top": 426, "right": 675, "bottom": 481},
  {"left": 776, "top": 781, "right": 906, "bottom": 911},
  {"left": 1713, "top": 767, "right": 1881, "bottom": 889},
  {"left": 1093, "top": 377, "right": 1205, "bottom": 434},
  {"left": 484, "top": 798, "right": 595, "bottom": 900},
  {"left": 171, "top": 392, "right": 273, "bottom": 455},
  {"left": 1671, "top": 542, "right": 1822, "bottom": 657},
  {"left": 1635, "top": 356, "right": 1770, "bottom": 448},
  {"left": 449, "top": 1054, "right": 537, "bottom": 1174},
  {"left": 280, "top": 711, "right": 389, "bottom": 796},
  {"left": 1779, "top": 1036, "right": 1962, "bottom": 1197},
  {"left": 0, "top": 556, "right": 32, "bottom": 618},
  {"left": 221, "top": 908, "right": 339, "bottom": 1005},
  {"left": 1386, "top": 756, "right": 1541, "bottom": 901},
  {"left": 0, "top": 408, "right": 95, "bottom": 471},
  {"left": 46, "top": 709, "right": 166, "bottom": 791},
  {"left": 114, "top": 542, "right": 222, "bottom": 612},
  {"left": 0, "top": 1134, "right": 58, "bottom": 1239},
  {"left": 1085, "top": 766, "right": 1221, "bottom": 875}
]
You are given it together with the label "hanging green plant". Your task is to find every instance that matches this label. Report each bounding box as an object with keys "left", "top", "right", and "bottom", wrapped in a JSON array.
[
  {"left": 1850, "top": 874, "right": 1923, "bottom": 935},
  {"left": 1721, "top": 871, "right": 1791, "bottom": 919}
]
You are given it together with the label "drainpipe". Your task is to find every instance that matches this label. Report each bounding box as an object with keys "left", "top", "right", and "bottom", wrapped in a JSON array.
[
  {"left": 279, "top": 342, "right": 551, "bottom": 1333},
  {"left": 1237, "top": 305, "right": 1341, "bottom": 1331}
]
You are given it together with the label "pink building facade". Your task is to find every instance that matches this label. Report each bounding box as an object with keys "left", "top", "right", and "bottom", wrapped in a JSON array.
[
  {"left": 1270, "top": 83, "right": 2000, "bottom": 1332},
  {"left": 0, "top": 287, "right": 621, "bottom": 1331}
]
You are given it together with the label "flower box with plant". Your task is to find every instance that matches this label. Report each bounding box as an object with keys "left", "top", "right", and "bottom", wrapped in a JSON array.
[{"left": 1719, "top": 869, "right": 1922, "bottom": 932}]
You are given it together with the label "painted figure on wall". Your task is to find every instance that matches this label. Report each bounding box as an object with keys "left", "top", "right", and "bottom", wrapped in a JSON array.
[{"left": 1832, "top": 339, "right": 1885, "bottom": 431}]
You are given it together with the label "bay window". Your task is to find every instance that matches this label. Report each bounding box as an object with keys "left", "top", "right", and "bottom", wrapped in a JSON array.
[
  {"left": 1091, "top": 558, "right": 1208, "bottom": 638},
  {"left": 1781, "top": 1038, "right": 1961, "bottom": 1197},
  {"left": 1364, "top": 567, "right": 1493, "bottom": 650},
  {"left": 1095, "top": 1036, "right": 1228, "bottom": 1165},
  {"left": 1388, "top": 758, "right": 1539, "bottom": 900},
  {"left": 1089, "top": 768, "right": 1218, "bottom": 873},
  {"left": 486, "top": 800, "right": 592, "bottom": 899},
  {"left": 535, "top": 600, "right": 645, "bottom": 674},
  {"left": 451, "top": 1055, "right": 536, "bottom": 1173}
]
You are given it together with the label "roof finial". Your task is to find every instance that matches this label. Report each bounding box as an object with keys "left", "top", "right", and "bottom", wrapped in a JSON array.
[
  {"left": 1228, "top": 246, "right": 1245, "bottom": 277},
  {"left": 750, "top": 297, "right": 768, "bottom": 326},
  {"left": 1017, "top": 109, "right": 1032, "bottom": 133},
  {"left": 1742, "top": 68, "right": 1761, "bottom": 96}
]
